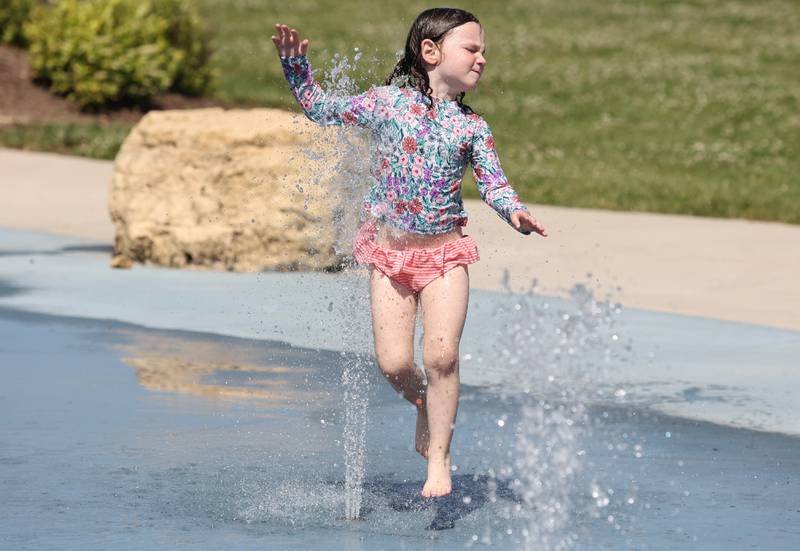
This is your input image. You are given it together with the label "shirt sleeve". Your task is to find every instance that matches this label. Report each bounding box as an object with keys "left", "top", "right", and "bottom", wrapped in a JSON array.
[
  {"left": 280, "top": 54, "right": 383, "bottom": 129},
  {"left": 470, "top": 117, "right": 530, "bottom": 226}
]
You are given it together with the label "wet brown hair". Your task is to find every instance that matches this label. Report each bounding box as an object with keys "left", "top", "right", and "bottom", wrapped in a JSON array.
[{"left": 385, "top": 7, "right": 479, "bottom": 114}]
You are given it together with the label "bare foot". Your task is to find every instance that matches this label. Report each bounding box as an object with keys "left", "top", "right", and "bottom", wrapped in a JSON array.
[
  {"left": 415, "top": 401, "right": 429, "bottom": 459},
  {"left": 421, "top": 453, "right": 452, "bottom": 497}
]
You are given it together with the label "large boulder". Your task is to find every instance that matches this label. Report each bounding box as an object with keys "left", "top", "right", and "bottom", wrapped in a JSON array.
[{"left": 109, "top": 108, "right": 348, "bottom": 272}]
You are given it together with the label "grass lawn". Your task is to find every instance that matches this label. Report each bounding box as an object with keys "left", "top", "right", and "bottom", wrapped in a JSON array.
[
  {"left": 0, "top": 121, "right": 132, "bottom": 160},
  {"left": 3, "top": 0, "right": 798, "bottom": 223}
]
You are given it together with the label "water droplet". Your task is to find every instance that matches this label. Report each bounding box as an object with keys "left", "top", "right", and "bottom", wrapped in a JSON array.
[
  {"left": 665, "top": 431, "right": 672, "bottom": 438},
  {"left": 497, "top": 419, "right": 505, "bottom": 427}
]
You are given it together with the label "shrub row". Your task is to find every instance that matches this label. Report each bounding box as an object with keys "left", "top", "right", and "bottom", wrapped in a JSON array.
[
  {"left": 0, "top": 0, "right": 33, "bottom": 46},
  {"left": 1, "top": 0, "right": 214, "bottom": 108}
]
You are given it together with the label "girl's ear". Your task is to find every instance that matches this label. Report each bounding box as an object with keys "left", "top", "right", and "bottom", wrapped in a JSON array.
[{"left": 420, "top": 38, "right": 441, "bottom": 66}]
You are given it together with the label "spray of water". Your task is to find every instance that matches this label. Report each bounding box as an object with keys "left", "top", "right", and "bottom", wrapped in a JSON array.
[
  {"left": 290, "top": 49, "right": 380, "bottom": 521},
  {"left": 490, "top": 273, "right": 629, "bottom": 550}
]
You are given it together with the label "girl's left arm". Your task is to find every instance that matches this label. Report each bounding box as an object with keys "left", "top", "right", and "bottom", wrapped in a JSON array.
[{"left": 470, "top": 117, "right": 532, "bottom": 228}]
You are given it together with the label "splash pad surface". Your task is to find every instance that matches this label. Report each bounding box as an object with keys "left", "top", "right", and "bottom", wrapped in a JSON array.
[{"left": 1, "top": 228, "right": 799, "bottom": 549}]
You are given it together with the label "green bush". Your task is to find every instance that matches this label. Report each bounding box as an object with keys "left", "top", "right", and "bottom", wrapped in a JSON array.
[
  {"left": 0, "top": 0, "right": 34, "bottom": 46},
  {"left": 150, "top": 0, "right": 214, "bottom": 96},
  {"left": 24, "top": 0, "right": 214, "bottom": 109}
]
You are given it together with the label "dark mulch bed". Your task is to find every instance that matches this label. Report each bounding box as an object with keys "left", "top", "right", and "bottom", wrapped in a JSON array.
[{"left": 0, "top": 44, "right": 229, "bottom": 126}]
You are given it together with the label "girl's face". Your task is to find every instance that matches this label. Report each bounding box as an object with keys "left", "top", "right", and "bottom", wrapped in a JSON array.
[{"left": 430, "top": 22, "right": 486, "bottom": 93}]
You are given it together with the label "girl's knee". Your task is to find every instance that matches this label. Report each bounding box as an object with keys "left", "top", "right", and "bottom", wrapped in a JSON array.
[
  {"left": 423, "top": 346, "right": 459, "bottom": 378},
  {"left": 375, "top": 352, "right": 414, "bottom": 377}
]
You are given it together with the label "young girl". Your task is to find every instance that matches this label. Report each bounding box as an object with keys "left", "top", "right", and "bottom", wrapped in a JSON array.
[{"left": 272, "top": 8, "right": 547, "bottom": 498}]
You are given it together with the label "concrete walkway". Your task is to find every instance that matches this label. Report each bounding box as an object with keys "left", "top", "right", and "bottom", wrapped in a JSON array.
[{"left": 2, "top": 147, "right": 798, "bottom": 330}]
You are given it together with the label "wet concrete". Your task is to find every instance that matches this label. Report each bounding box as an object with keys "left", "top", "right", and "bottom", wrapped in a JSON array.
[{"left": 1, "top": 308, "right": 799, "bottom": 550}]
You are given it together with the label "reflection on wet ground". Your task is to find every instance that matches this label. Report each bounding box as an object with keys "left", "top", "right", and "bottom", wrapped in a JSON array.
[
  {"left": 117, "top": 331, "right": 317, "bottom": 404},
  {"left": 2, "top": 307, "right": 799, "bottom": 550}
]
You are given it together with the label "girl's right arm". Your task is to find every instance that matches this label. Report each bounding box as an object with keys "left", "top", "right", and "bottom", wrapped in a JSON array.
[{"left": 272, "top": 24, "right": 383, "bottom": 129}]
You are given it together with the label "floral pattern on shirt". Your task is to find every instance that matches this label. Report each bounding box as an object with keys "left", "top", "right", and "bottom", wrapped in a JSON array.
[{"left": 280, "top": 54, "right": 529, "bottom": 235}]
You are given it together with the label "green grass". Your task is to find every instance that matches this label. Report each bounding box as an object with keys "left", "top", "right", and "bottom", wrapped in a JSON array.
[
  {"left": 0, "top": 121, "right": 132, "bottom": 159},
  {"left": 6, "top": 0, "right": 800, "bottom": 222}
]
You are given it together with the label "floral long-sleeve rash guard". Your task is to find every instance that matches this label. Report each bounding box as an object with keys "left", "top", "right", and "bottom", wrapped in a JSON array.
[{"left": 280, "top": 54, "right": 530, "bottom": 235}]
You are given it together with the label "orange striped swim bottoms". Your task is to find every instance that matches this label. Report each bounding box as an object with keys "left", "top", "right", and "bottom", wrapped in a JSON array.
[{"left": 353, "top": 218, "right": 480, "bottom": 294}]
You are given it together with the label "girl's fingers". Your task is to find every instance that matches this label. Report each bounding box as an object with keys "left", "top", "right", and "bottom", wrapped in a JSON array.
[
  {"left": 531, "top": 218, "right": 547, "bottom": 236},
  {"left": 271, "top": 34, "right": 282, "bottom": 56},
  {"left": 517, "top": 212, "right": 547, "bottom": 236},
  {"left": 281, "top": 25, "right": 290, "bottom": 53},
  {"left": 273, "top": 24, "right": 285, "bottom": 57},
  {"left": 272, "top": 24, "right": 308, "bottom": 58},
  {"left": 528, "top": 215, "right": 545, "bottom": 233}
]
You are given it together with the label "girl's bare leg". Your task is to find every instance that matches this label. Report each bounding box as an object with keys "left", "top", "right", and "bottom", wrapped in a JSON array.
[
  {"left": 419, "top": 265, "right": 470, "bottom": 497},
  {"left": 368, "top": 268, "right": 430, "bottom": 457}
]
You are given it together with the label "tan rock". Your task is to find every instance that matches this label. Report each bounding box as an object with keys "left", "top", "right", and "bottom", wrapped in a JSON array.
[
  {"left": 110, "top": 254, "right": 133, "bottom": 269},
  {"left": 109, "top": 108, "right": 348, "bottom": 272}
]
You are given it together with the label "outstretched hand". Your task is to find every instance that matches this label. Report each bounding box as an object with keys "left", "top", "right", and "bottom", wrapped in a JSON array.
[
  {"left": 510, "top": 210, "right": 547, "bottom": 236},
  {"left": 271, "top": 24, "right": 310, "bottom": 59}
]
